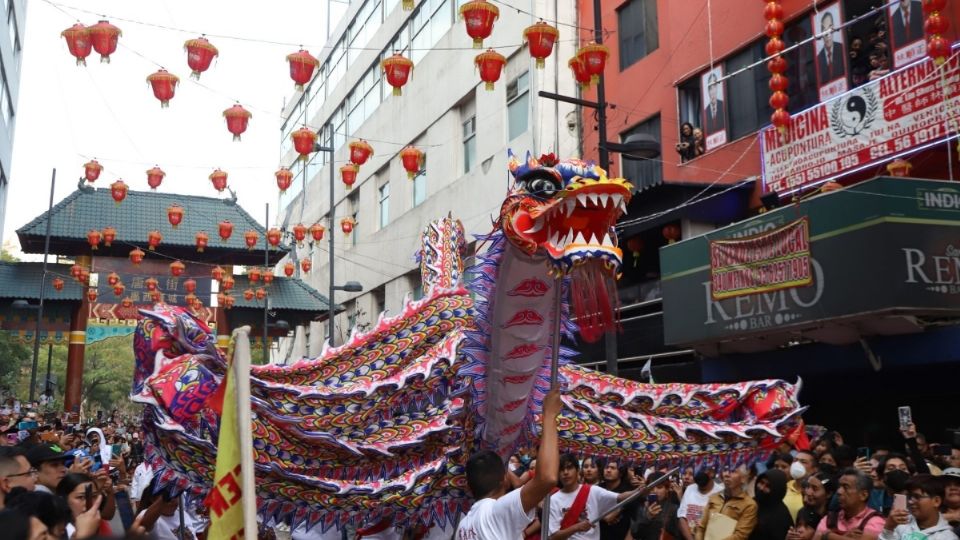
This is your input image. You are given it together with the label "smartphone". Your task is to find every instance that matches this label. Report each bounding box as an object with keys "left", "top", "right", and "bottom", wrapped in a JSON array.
[
  {"left": 893, "top": 493, "right": 907, "bottom": 512},
  {"left": 898, "top": 406, "right": 912, "bottom": 430},
  {"left": 647, "top": 493, "right": 658, "bottom": 503},
  {"left": 857, "top": 447, "right": 871, "bottom": 460},
  {"left": 111, "top": 444, "right": 122, "bottom": 457},
  {"left": 84, "top": 484, "right": 94, "bottom": 511},
  {"left": 90, "top": 454, "right": 102, "bottom": 473},
  {"left": 17, "top": 420, "right": 38, "bottom": 430}
]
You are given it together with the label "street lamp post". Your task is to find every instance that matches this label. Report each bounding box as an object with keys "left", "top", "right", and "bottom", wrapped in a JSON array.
[{"left": 22, "top": 170, "right": 58, "bottom": 403}]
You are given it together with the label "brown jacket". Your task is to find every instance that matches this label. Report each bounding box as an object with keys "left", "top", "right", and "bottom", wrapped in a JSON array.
[{"left": 695, "top": 490, "right": 758, "bottom": 540}]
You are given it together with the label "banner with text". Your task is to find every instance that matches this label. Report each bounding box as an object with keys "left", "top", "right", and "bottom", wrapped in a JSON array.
[
  {"left": 709, "top": 218, "right": 812, "bottom": 300},
  {"left": 761, "top": 54, "right": 960, "bottom": 193}
]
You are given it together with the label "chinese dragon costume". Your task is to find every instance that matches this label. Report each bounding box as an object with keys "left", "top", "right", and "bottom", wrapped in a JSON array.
[{"left": 132, "top": 152, "right": 804, "bottom": 532}]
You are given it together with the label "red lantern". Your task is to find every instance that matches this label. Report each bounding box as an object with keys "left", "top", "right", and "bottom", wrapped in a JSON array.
[
  {"left": 147, "top": 230, "right": 162, "bottom": 251},
  {"left": 224, "top": 295, "right": 235, "bottom": 309},
  {"left": 300, "top": 259, "right": 312, "bottom": 273},
  {"left": 102, "top": 226, "right": 116, "bottom": 247},
  {"left": 577, "top": 42, "right": 609, "bottom": 83},
  {"left": 267, "top": 228, "right": 282, "bottom": 247},
  {"left": 222, "top": 275, "right": 235, "bottom": 291},
  {"left": 146, "top": 69, "right": 179, "bottom": 108},
  {"left": 569, "top": 57, "right": 591, "bottom": 90},
  {"left": 381, "top": 54, "right": 414, "bottom": 96},
  {"left": 309, "top": 223, "right": 325, "bottom": 242},
  {"left": 87, "top": 20, "right": 121, "bottom": 63},
  {"left": 79, "top": 269, "right": 90, "bottom": 286},
  {"left": 293, "top": 224, "right": 307, "bottom": 244},
  {"left": 262, "top": 269, "right": 274, "bottom": 285},
  {"left": 52, "top": 277, "right": 64, "bottom": 292},
  {"left": 151, "top": 291, "right": 163, "bottom": 303},
  {"left": 243, "top": 288, "right": 255, "bottom": 301},
  {"left": 146, "top": 166, "right": 165, "bottom": 190},
  {"left": 223, "top": 105, "right": 252, "bottom": 142},
  {"left": 287, "top": 49, "right": 319, "bottom": 90},
  {"left": 87, "top": 229, "right": 102, "bottom": 250},
  {"left": 70, "top": 264, "right": 83, "bottom": 280},
  {"left": 769, "top": 91, "right": 789, "bottom": 111},
  {"left": 184, "top": 37, "right": 218, "bottom": 79},
  {"left": 86, "top": 288, "right": 98, "bottom": 303},
  {"left": 113, "top": 282, "right": 125, "bottom": 297},
  {"left": 170, "top": 260, "right": 186, "bottom": 277},
  {"left": 107, "top": 272, "right": 120, "bottom": 287},
  {"left": 625, "top": 236, "right": 644, "bottom": 267},
  {"left": 341, "top": 217, "right": 356, "bottom": 235},
  {"left": 400, "top": 146, "right": 423, "bottom": 179},
  {"left": 144, "top": 277, "right": 158, "bottom": 292},
  {"left": 209, "top": 169, "right": 228, "bottom": 192},
  {"left": 769, "top": 74, "right": 788, "bottom": 92},
  {"left": 167, "top": 205, "right": 184, "bottom": 228},
  {"left": 459, "top": 0, "right": 499, "bottom": 48},
  {"left": 291, "top": 127, "right": 318, "bottom": 159},
  {"left": 340, "top": 164, "right": 359, "bottom": 189},
  {"left": 349, "top": 139, "right": 374, "bottom": 166},
  {"left": 195, "top": 231, "right": 209, "bottom": 252},
  {"left": 248, "top": 267, "right": 261, "bottom": 283},
  {"left": 129, "top": 248, "right": 145, "bottom": 265},
  {"left": 764, "top": 19, "right": 785, "bottom": 39},
  {"left": 923, "top": 0, "right": 948, "bottom": 14},
  {"left": 765, "top": 1, "right": 789, "bottom": 135},
  {"left": 927, "top": 35, "right": 951, "bottom": 65},
  {"left": 83, "top": 159, "right": 103, "bottom": 183},
  {"left": 475, "top": 49, "right": 507, "bottom": 91},
  {"left": 524, "top": 21, "right": 559, "bottom": 69},
  {"left": 887, "top": 158, "right": 913, "bottom": 177},
  {"left": 765, "top": 38, "right": 785, "bottom": 57},
  {"left": 110, "top": 180, "right": 128, "bottom": 205},
  {"left": 767, "top": 55, "right": 787, "bottom": 74},
  {"left": 212, "top": 266, "right": 226, "bottom": 282},
  {"left": 62, "top": 23, "right": 92, "bottom": 66},
  {"left": 276, "top": 167, "right": 293, "bottom": 193},
  {"left": 219, "top": 220, "right": 234, "bottom": 241},
  {"left": 217, "top": 292, "right": 227, "bottom": 306},
  {"left": 284, "top": 262, "right": 295, "bottom": 277},
  {"left": 184, "top": 293, "right": 197, "bottom": 306},
  {"left": 771, "top": 109, "right": 791, "bottom": 132},
  {"left": 662, "top": 224, "right": 681, "bottom": 244},
  {"left": 184, "top": 279, "right": 197, "bottom": 293},
  {"left": 244, "top": 230, "right": 259, "bottom": 250},
  {"left": 255, "top": 288, "right": 267, "bottom": 301},
  {"left": 121, "top": 297, "right": 134, "bottom": 309},
  {"left": 925, "top": 12, "right": 950, "bottom": 35}
]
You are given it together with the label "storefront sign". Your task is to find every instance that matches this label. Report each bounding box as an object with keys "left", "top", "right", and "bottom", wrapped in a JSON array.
[
  {"left": 761, "top": 54, "right": 960, "bottom": 194},
  {"left": 709, "top": 218, "right": 812, "bottom": 300}
]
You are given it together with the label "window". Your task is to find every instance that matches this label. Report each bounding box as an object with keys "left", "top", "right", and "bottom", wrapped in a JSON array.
[
  {"left": 413, "top": 154, "right": 426, "bottom": 206},
  {"left": 0, "top": 76, "right": 11, "bottom": 127},
  {"left": 677, "top": 78, "right": 701, "bottom": 131},
  {"left": 410, "top": 0, "right": 452, "bottom": 64},
  {"left": 462, "top": 115, "right": 476, "bottom": 173},
  {"left": 378, "top": 182, "right": 390, "bottom": 228},
  {"left": 621, "top": 115, "right": 661, "bottom": 191},
  {"left": 726, "top": 42, "right": 772, "bottom": 140},
  {"left": 506, "top": 72, "right": 530, "bottom": 141},
  {"left": 617, "top": 0, "right": 658, "bottom": 69}
]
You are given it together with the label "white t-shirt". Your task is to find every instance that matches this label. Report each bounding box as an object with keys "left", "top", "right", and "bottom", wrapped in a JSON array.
[
  {"left": 291, "top": 524, "right": 345, "bottom": 540},
  {"left": 547, "top": 484, "right": 620, "bottom": 540},
  {"left": 136, "top": 508, "right": 205, "bottom": 540},
  {"left": 130, "top": 462, "right": 154, "bottom": 501},
  {"left": 677, "top": 482, "right": 723, "bottom": 528},
  {"left": 456, "top": 488, "right": 535, "bottom": 540}
]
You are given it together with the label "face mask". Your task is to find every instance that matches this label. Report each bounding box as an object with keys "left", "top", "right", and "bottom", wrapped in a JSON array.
[
  {"left": 694, "top": 472, "right": 710, "bottom": 489},
  {"left": 520, "top": 455, "right": 531, "bottom": 465},
  {"left": 790, "top": 461, "right": 807, "bottom": 480}
]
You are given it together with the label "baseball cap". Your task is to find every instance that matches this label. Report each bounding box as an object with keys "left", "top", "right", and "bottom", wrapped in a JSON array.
[
  {"left": 26, "top": 443, "right": 70, "bottom": 467},
  {"left": 942, "top": 467, "right": 960, "bottom": 479}
]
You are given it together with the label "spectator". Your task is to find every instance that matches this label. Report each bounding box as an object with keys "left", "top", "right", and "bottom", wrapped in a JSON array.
[
  {"left": 676, "top": 123, "right": 697, "bottom": 162},
  {"left": 941, "top": 469, "right": 960, "bottom": 531},
  {"left": 546, "top": 453, "right": 639, "bottom": 540},
  {"left": 788, "top": 508, "right": 824, "bottom": 540},
  {"left": 692, "top": 128, "right": 706, "bottom": 157},
  {"left": 0, "top": 507, "right": 38, "bottom": 540},
  {"left": 819, "top": 452, "right": 838, "bottom": 470},
  {"left": 631, "top": 471, "right": 682, "bottom": 540},
  {"left": 849, "top": 37, "right": 870, "bottom": 87},
  {"left": 802, "top": 472, "right": 836, "bottom": 518},
  {"left": 133, "top": 478, "right": 203, "bottom": 540},
  {"left": 26, "top": 443, "right": 70, "bottom": 494},
  {"left": 950, "top": 448, "right": 960, "bottom": 471},
  {"left": 599, "top": 459, "right": 633, "bottom": 540},
  {"left": 879, "top": 474, "right": 957, "bottom": 540},
  {"left": 130, "top": 460, "right": 154, "bottom": 509},
  {"left": 0, "top": 447, "right": 36, "bottom": 507},
  {"left": 582, "top": 457, "right": 600, "bottom": 486},
  {"left": 816, "top": 468, "right": 884, "bottom": 540},
  {"left": 785, "top": 452, "right": 818, "bottom": 521},
  {"left": 6, "top": 487, "right": 71, "bottom": 538},
  {"left": 56, "top": 472, "right": 113, "bottom": 538},
  {"left": 868, "top": 52, "right": 890, "bottom": 81},
  {"left": 697, "top": 466, "right": 758, "bottom": 540},
  {"left": 749, "top": 469, "right": 792, "bottom": 540},
  {"left": 768, "top": 455, "right": 792, "bottom": 477},
  {"left": 679, "top": 469, "right": 723, "bottom": 540}
]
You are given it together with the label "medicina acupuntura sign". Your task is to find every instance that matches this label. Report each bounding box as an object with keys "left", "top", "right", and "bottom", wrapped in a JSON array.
[{"left": 761, "top": 53, "right": 960, "bottom": 194}]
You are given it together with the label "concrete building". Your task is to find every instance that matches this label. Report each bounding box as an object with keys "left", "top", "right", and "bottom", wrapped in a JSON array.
[
  {"left": 276, "top": 0, "right": 579, "bottom": 355},
  {"left": 0, "top": 0, "right": 24, "bottom": 244}
]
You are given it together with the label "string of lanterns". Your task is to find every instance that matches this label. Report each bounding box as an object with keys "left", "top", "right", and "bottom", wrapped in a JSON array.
[
  {"left": 924, "top": 0, "right": 951, "bottom": 65},
  {"left": 764, "top": 0, "right": 790, "bottom": 134}
]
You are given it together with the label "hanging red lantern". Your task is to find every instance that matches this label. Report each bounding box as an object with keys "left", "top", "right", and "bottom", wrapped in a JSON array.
[
  {"left": 150, "top": 290, "right": 163, "bottom": 304},
  {"left": 309, "top": 223, "right": 325, "bottom": 242},
  {"left": 110, "top": 180, "right": 128, "bottom": 205},
  {"left": 243, "top": 288, "right": 255, "bottom": 301},
  {"left": 577, "top": 42, "right": 609, "bottom": 83},
  {"left": 276, "top": 167, "right": 293, "bottom": 193},
  {"left": 219, "top": 220, "right": 234, "bottom": 241},
  {"left": 349, "top": 139, "right": 374, "bottom": 166},
  {"left": 300, "top": 259, "right": 312, "bottom": 273},
  {"left": 146, "top": 69, "right": 179, "bottom": 108},
  {"left": 459, "top": 0, "right": 499, "bottom": 49},
  {"left": 341, "top": 217, "right": 356, "bottom": 235},
  {"left": 217, "top": 292, "right": 227, "bottom": 306},
  {"left": 170, "top": 260, "right": 186, "bottom": 277},
  {"left": 524, "top": 21, "right": 559, "bottom": 69},
  {"left": 662, "top": 224, "right": 681, "bottom": 244},
  {"left": 184, "top": 293, "right": 197, "bottom": 306},
  {"left": 764, "top": 1, "right": 790, "bottom": 134},
  {"left": 146, "top": 166, "right": 165, "bottom": 190},
  {"left": 144, "top": 277, "right": 158, "bottom": 292},
  {"left": 771, "top": 109, "right": 791, "bottom": 132},
  {"left": 107, "top": 272, "right": 120, "bottom": 287},
  {"left": 267, "top": 228, "right": 282, "bottom": 247},
  {"left": 255, "top": 288, "right": 267, "bottom": 301},
  {"left": 129, "top": 247, "right": 145, "bottom": 265},
  {"left": 400, "top": 146, "right": 423, "bottom": 179},
  {"left": 195, "top": 231, "right": 209, "bottom": 252},
  {"left": 87, "top": 20, "right": 121, "bottom": 63},
  {"left": 569, "top": 57, "right": 591, "bottom": 90},
  {"left": 147, "top": 230, "right": 162, "bottom": 251},
  {"left": 87, "top": 229, "right": 102, "bottom": 250},
  {"left": 287, "top": 49, "right": 319, "bottom": 90},
  {"left": 625, "top": 236, "right": 644, "bottom": 267},
  {"left": 887, "top": 158, "right": 913, "bottom": 177},
  {"left": 113, "top": 282, "right": 125, "bottom": 297},
  {"left": 292, "top": 224, "right": 308, "bottom": 244},
  {"left": 284, "top": 262, "right": 295, "bottom": 277},
  {"left": 212, "top": 266, "right": 226, "bottom": 282},
  {"left": 121, "top": 297, "right": 134, "bottom": 309},
  {"left": 183, "top": 37, "right": 218, "bottom": 79},
  {"left": 79, "top": 269, "right": 91, "bottom": 286},
  {"left": 262, "top": 269, "right": 274, "bottom": 285},
  {"left": 769, "top": 91, "right": 789, "bottom": 111},
  {"left": 244, "top": 230, "right": 259, "bottom": 249},
  {"left": 83, "top": 159, "right": 103, "bottom": 183},
  {"left": 70, "top": 264, "right": 83, "bottom": 280},
  {"left": 222, "top": 275, "right": 235, "bottom": 291},
  {"left": 248, "top": 267, "right": 261, "bottom": 283},
  {"left": 291, "top": 127, "right": 318, "bottom": 159},
  {"left": 224, "top": 295, "right": 235, "bottom": 309},
  {"left": 381, "top": 54, "right": 414, "bottom": 96},
  {"left": 86, "top": 288, "right": 98, "bottom": 303},
  {"left": 62, "top": 23, "right": 92, "bottom": 66},
  {"left": 52, "top": 277, "right": 64, "bottom": 292},
  {"left": 209, "top": 169, "right": 228, "bottom": 192},
  {"left": 340, "top": 164, "right": 359, "bottom": 189},
  {"left": 167, "top": 205, "right": 184, "bottom": 228},
  {"left": 184, "top": 279, "right": 197, "bottom": 293},
  {"left": 102, "top": 226, "right": 116, "bottom": 247},
  {"left": 475, "top": 49, "right": 507, "bottom": 91},
  {"left": 223, "top": 105, "right": 252, "bottom": 142},
  {"left": 927, "top": 35, "right": 951, "bottom": 65}
]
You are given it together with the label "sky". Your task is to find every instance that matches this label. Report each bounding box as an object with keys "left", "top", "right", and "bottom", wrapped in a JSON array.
[{"left": 4, "top": 0, "right": 348, "bottom": 255}]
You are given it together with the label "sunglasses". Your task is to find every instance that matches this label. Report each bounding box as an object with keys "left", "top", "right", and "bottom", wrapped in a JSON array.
[{"left": 5, "top": 468, "right": 38, "bottom": 478}]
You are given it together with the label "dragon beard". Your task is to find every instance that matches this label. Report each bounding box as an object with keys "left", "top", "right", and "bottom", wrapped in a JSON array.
[{"left": 568, "top": 259, "right": 620, "bottom": 343}]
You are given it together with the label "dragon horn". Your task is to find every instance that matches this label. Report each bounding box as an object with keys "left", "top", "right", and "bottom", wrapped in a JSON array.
[
  {"left": 525, "top": 150, "right": 538, "bottom": 168},
  {"left": 507, "top": 148, "right": 521, "bottom": 173}
]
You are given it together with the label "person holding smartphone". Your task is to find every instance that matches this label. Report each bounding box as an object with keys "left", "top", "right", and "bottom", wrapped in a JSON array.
[
  {"left": 631, "top": 471, "right": 681, "bottom": 540},
  {"left": 55, "top": 472, "right": 113, "bottom": 539},
  {"left": 879, "top": 474, "right": 957, "bottom": 540}
]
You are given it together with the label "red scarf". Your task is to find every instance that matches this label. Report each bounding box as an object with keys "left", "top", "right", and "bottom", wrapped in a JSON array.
[
  {"left": 560, "top": 484, "right": 592, "bottom": 530},
  {"left": 356, "top": 518, "right": 391, "bottom": 539}
]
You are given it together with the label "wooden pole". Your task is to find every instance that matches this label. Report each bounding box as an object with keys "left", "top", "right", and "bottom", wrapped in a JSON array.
[
  {"left": 540, "top": 277, "right": 563, "bottom": 540},
  {"left": 231, "top": 326, "right": 258, "bottom": 539}
]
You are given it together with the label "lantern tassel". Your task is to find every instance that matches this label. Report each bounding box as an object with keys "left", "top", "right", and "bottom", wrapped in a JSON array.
[
  {"left": 393, "top": 87, "right": 402, "bottom": 96},
  {"left": 197, "top": 246, "right": 205, "bottom": 253},
  {"left": 473, "top": 38, "right": 483, "bottom": 49},
  {"left": 295, "top": 83, "right": 305, "bottom": 92},
  {"left": 191, "top": 70, "right": 202, "bottom": 80},
  {"left": 76, "top": 58, "right": 86, "bottom": 67},
  {"left": 233, "top": 134, "right": 241, "bottom": 142},
  {"left": 161, "top": 100, "right": 169, "bottom": 109},
  {"left": 485, "top": 81, "right": 495, "bottom": 91},
  {"left": 536, "top": 58, "right": 545, "bottom": 69},
  {"left": 403, "top": 0, "right": 414, "bottom": 9},
  {"left": 100, "top": 54, "right": 110, "bottom": 64}
]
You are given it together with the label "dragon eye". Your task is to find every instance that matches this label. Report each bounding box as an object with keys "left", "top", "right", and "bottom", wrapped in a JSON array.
[{"left": 528, "top": 178, "right": 560, "bottom": 197}]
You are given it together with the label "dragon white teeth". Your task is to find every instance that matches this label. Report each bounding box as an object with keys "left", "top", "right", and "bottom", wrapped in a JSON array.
[
  {"left": 564, "top": 229, "right": 575, "bottom": 246},
  {"left": 610, "top": 194, "right": 622, "bottom": 207},
  {"left": 574, "top": 231, "right": 587, "bottom": 245},
  {"left": 548, "top": 230, "right": 560, "bottom": 246},
  {"left": 565, "top": 198, "right": 576, "bottom": 217},
  {"left": 598, "top": 193, "right": 610, "bottom": 207},
  {"left": 577, "top": 193, "right": 588, "bottom": 207},
  {"left": 523, "top": 220, "right": 545, "bottom": 234},
  {"left": 587, "top": 232, "right": 599, "bottom": 245},
  {"left": 587, "top": 193, "right": 599, "bottom": 206},
  {"left": 601, "top": 233, "right": 614, "bottom": 246}
]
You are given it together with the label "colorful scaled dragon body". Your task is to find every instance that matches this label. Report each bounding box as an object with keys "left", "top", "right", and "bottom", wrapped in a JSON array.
[{"left": 133, "top": 153, "right": 804, "bottom": 532}]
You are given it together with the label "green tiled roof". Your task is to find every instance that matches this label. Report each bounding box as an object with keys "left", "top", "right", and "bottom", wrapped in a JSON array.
[
  {"left": 0, "top": 262, "right": 84, "bottom": 301},
  {"left": 230, "top": 276, "right": 335, "bottom": 313},
  {"left": 17, "top": 186, "right": 288, "bottom": 264}
]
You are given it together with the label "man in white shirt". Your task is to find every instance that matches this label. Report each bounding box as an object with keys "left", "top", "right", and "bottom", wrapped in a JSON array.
[
  {"left": 130, "top": 462, "right": 154, "bottom": 506},
  {"left": 677, "top": 469, "right": 723, "bottom": 540},
  {"left": 456, "top": 388, "right": 562, "bottom": 540},
  {"left": 547, "top": 453, "right": 640, "bottom": 540}
]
